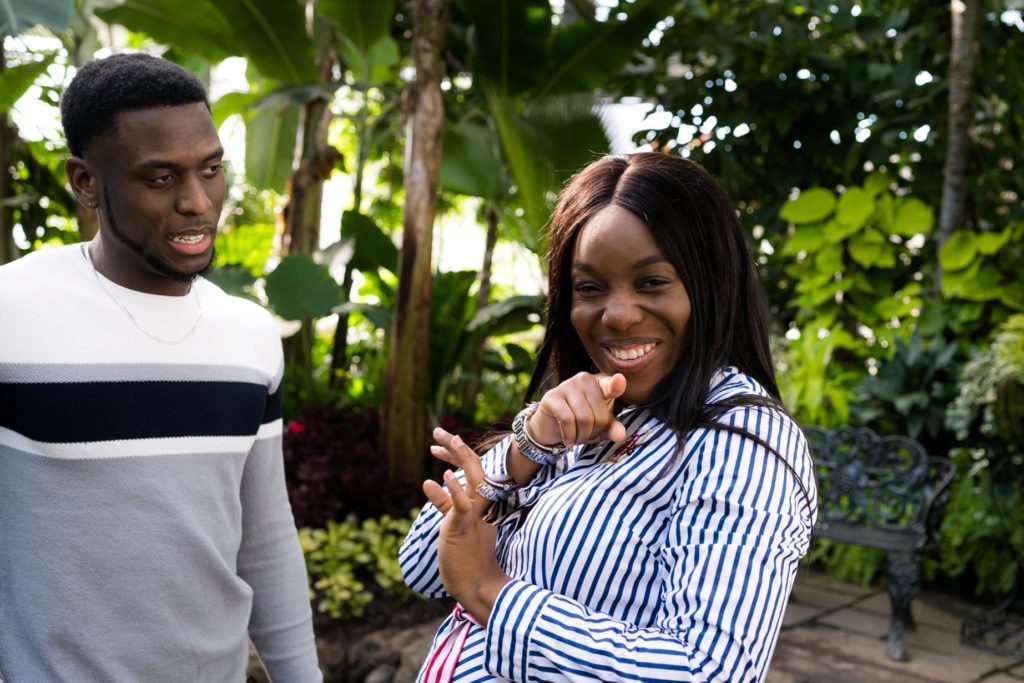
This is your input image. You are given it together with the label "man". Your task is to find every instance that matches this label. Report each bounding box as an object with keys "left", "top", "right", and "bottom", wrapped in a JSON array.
[{"left": 0, "top": 53, "right": 321, "bottom": 682}]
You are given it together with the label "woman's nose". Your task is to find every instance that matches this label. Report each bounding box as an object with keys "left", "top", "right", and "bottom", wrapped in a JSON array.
[{"left": 601, "top": 291, "right": 643, "bottom": 329}]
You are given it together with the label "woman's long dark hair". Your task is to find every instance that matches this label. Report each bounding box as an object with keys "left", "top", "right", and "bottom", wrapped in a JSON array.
[{"left": 525, "top": 153, "right": 810, "bottom": 507}]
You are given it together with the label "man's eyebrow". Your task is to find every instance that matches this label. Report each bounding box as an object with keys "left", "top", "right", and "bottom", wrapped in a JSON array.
[{"left": 135, "top": 147, "right": 225, "bottom": 171}]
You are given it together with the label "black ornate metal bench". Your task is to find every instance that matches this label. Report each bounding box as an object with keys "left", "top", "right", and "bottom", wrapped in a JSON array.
[{"left": 804, "top": 425, "right": 955, "bottom": 662}]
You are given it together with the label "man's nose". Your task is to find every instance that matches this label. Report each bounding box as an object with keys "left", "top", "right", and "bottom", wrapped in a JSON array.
[{"left": 176, "top": 174, "right": 213, "bottom": 215}]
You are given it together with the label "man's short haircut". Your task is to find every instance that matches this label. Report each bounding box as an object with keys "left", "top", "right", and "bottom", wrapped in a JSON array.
[{"left": 61, "top": 53, "right": 210, "bottom": 157}]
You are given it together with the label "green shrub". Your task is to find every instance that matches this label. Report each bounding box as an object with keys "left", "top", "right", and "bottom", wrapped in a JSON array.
[
  {"left": 940, "top": 315, "right": 1024, "bottom": 596},
  {"left": 852, "top": 331, "right": 960, "bottom": 455},
  {"left": 299, "top": 511, "right": 421, "bottom": 620}
]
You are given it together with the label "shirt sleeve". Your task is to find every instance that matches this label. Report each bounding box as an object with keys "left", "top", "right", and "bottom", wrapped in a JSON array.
[
  {"left": 237, "top": 374, "right": 323, "bottom": 683},
  {"left": 481, "top": 417, "right": 816, "bottom": 683}
]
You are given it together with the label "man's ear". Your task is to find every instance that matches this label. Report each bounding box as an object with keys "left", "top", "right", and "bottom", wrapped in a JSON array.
[{"left": 66, "top": 157, "right": 99, "bottom": 211}]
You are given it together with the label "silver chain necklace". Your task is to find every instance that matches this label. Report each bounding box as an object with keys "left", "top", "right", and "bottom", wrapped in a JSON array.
[{"left": 81, "top": 243, "right": 203, "bottom": 345}]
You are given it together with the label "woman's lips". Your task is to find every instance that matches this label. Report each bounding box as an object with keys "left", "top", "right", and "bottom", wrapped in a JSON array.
[{"left": 601, "top": 341, "right": 660, "bottom": 371}]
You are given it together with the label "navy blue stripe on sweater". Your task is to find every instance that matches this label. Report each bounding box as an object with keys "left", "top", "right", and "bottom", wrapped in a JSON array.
[{"left": 0, "top": 380, "right": 278, "bottom": 442}]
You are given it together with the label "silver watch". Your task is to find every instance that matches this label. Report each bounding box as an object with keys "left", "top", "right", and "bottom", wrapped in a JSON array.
[
  {"left": 512, "top": 402, "right": 568, "bottom": 466},
  {"left": 475, "top": 474, "right": 521, "bottom": 502}
]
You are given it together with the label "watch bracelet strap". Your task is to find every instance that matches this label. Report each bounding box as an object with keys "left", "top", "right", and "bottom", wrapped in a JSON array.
[
  {"left": 475, "top": 474, "right": 520, "bottom": 502},
  {"left": 513, "top": 402, "right": 567, "bottom": 466}
]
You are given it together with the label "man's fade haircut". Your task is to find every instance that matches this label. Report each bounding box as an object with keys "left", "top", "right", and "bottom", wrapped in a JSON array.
[{"left": 60, "top": 53, "right": 209, "bottom": 158}]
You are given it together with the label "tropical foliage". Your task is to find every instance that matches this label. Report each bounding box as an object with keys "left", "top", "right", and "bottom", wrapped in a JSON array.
[{"left": 3, "top": 0, "right": 1023, "bottom": 605}]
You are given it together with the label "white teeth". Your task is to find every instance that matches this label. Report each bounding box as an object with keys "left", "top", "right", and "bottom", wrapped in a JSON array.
[
  {"left": 172, "top": 234, "right": 204, "bottom": 244},
  {"left": 610, "top": 343, "right": 655, "bottom": 361}
]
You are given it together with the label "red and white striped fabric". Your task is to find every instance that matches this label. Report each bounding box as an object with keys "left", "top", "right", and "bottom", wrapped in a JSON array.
[{"left": 422, "top": 603, "right": 481, "bottom": 683}]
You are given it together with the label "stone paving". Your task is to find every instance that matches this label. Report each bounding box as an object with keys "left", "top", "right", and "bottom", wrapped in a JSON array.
[
  {"left": 769, "top": 570, "right": 1024, "bottom": 683},
  {"left": 252, "top": 568, "right": 1024, "bottom": 681}
]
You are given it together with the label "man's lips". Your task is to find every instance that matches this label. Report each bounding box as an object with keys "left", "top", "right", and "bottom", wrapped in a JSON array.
[{"left": 167, "top": 228, "right": 215, "bottom": 256}]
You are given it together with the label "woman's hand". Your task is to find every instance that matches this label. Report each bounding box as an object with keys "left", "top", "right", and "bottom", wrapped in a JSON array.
[
  {"left": 423, "top": 470, "right": 512, "bottom": 626},
  {"left": 529, "top": 372, "right": 628, "bottom": 447},
  {"left": 428, "top": 427, "right": 491, "bottom": 518}
]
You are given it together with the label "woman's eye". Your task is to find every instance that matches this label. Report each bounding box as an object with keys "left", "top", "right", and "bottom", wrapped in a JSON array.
[
  {"left": 573, "top": 281, "right": 601, "bottom": 293},
  {"left": 641, "top": 277, "right": 672, "bottom": 289}
]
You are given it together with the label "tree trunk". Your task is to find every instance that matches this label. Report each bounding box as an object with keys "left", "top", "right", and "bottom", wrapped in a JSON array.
[
  {"left": 936, "top": 0, "right": 979, "bottom": 295},
  {"left": 459, "top": 204, "right": 499, "bottom": 419},
  {"left": 381, "top": 0, "right": 447, "bottom": 485},
  {"left": 282, "top": 47, "right": 340, "bottom": 369}
]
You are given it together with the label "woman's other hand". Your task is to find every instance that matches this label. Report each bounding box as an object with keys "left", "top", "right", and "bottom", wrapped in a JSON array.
[
  {"left": 423, "top": 470, "right": 512, "bottom": 625},
  {"left": 427, "top": 427, "right": 492, "bottom": 518}
]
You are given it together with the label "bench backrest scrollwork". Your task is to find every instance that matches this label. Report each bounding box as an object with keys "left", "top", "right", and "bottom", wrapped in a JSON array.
[{"left": 804, "top": 425, "right": 955, "bottom": 547}]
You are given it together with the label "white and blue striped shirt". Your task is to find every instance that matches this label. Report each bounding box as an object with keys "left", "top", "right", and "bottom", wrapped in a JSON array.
[{"left": 400, "top": 367, "right": 817, "bottom": 682}]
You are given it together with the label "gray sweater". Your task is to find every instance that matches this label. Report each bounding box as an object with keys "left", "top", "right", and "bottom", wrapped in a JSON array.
[{"left": 0, "top": 245, "right": 321, "bottom": 682}]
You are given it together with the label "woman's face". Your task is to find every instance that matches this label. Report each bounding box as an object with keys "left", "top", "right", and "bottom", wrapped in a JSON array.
[{"left": 569, "top": 204, "right": 692, "bottom": 405}]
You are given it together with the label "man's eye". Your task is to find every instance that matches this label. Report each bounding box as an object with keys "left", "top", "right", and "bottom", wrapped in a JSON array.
[
  {"left": 203, "top": 164, "right": 223, "bottom": 177},
  {"left": 152, "top": 174, "right": 173, "bottom": 185}
]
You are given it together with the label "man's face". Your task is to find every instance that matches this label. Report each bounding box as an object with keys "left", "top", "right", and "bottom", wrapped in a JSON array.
[{"left": 88, "top": 102, "right": 225, "bottom": 292}]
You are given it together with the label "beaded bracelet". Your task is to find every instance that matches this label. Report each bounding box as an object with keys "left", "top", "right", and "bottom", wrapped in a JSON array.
[{"left": 512, "top": 402, "right": 568, "bottom": 466}]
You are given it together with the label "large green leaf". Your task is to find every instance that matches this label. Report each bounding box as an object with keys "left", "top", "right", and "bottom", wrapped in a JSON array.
[
  {"left": 454, "top": 294, "right": 544, "bottom": 375},
  {"left": 835, "top": 187, "right": 874, "bottom": 230},
  {"left": 892, "top": 197, "right": 934, "bottom": 236},
  {"left": 440, "top": 117, "right": 504, "bottom": 199},
  {"left": 459, "top": 0, "right": 552, "bottom": 96},
  {"left": 485, "top": 86, "right": 546, "bottom": 242},
  {"left": 430, "top": 270, "right": 479, "bottom": 400},
  {"left": 245, "top": 101, "right": 300, "bottom": 193},
  {"left": 96, "top": 0, "right": 242, "bottom": 62},
  {"left": 341, "top": 34, "right": 399, "bottom": 86},
  {"left": 939, "top": 230, "right": 978, "bottom": 271},
  {"left": 957, "top": 263, "right": 1003, "bottom": 302},
  {"left": 0, "top": 0, "right": 71, "bottom": 36},
  {"left": 317, "top": 0, "right": 394, "bottom": 54},
  {"left": 977, "top": 228, "right": 1012, "bottom": 255},
  {"left": 340, "top": 210, "right": 398, "bottom": 273},
  {"left": 940, "top": 259, "right": 981, "bottom": 298},
  {"left": 465, "top": 294, "right": 544, "bottom": 335},
  {"left": 823, "top": 217, "right": 861, "bottom": 244},
  {"left": 847, "top": 228, "right": 888, "bottom": 267},
  {"left": 520, "top": 94, "right": 610, "bottom": 186},
  {"left": 814, "top": 243, "right": 844, "bottom": 274},
  {"left": 781, "top": 224, "right": 825, "bottom": 255},
  {"left": 265, "top": 254, "right": 344, "bottom": 321},
  {"left": 1000, "top": 285, "right": 1024, "bottom": 311},
  {"left": 332, "top": 301, "right": 392, "bottom": 331},
  {"left": 780, "top": 188, "right": 836, "bottom": 224},
  {"left": 0, "top": 54, "right": 54, "bottom": 111},
  {"left": 211, "top": 0, "right": 317, "bottom": 84},
  {"left": 205, "top": 264, "right": 258, "bottom": 299},
  {"left": 254, "top": 81, "right": 345, "bottom": 108},
  {"left": 318, "top": 0, "right": 398, "bottom": 85},
  {"left": 539, "top": 0, "right": 675, "bottom": 96},
  {"left": 863, "top": 171, "right": 892, "bottom": 198},
  {"left": 211, "top": 91, "right": 261, "bottom": 128}
]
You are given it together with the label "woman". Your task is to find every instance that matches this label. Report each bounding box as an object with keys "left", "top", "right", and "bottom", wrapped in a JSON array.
[{"left": 399, "top": 153, "right": 817, "bottom": 682}]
